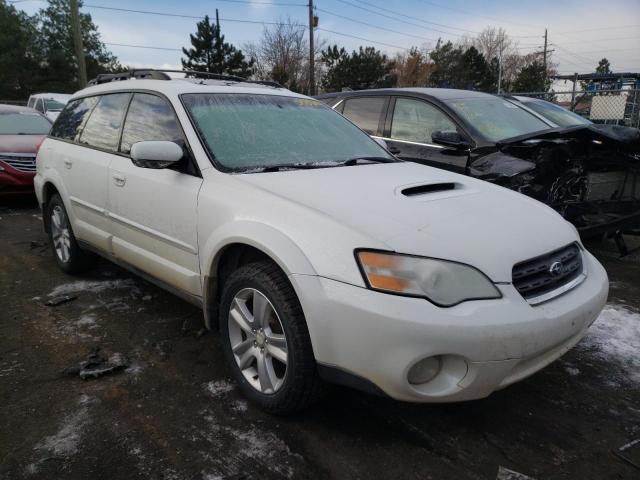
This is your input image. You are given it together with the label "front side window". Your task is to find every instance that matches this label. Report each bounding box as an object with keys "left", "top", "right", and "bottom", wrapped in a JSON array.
[
  {"left": 50, "top": 96, "right": 98, "bottom": 141},
  {"left": 182, "top": 94, "right": 392, "bottom": 171},
  {"left": 0, "top": 111, "right": 51, "bottom": 135},
  {"left": 391, "top": 98, "right": 457, "bottom": 144},
  {"left": 79, "top": 93, "right": 130, "bottom": 151},
  {"left": 446, "top": 97, "right": 550, "bottom": 142},
  {"left": 341, "top": 97, "right": 386, "bottom": 135},
  {"left": 120, "top": 93, "right": 184, "bottom": 154}
]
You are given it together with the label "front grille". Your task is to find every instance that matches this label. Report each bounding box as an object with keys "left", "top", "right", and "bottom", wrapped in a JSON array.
[
  {"left": 512, "top": 243, "right": 583, "bottom": 303},
  {"left": 0, "top": 153, "right": 36, "bottom": 172}
]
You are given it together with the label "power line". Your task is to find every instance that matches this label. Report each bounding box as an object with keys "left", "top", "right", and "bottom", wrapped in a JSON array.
[
  {"left": 86, "top": 4, "right": 410, "bottom": 52},
  {"left": 332, "top": 0, "right": 471, "bottom": 38},
  {"left": 350, "top": 0, "right": 480, "bottom": 34},
  {"left": 105, "top": 42, "right": 182, "bottom": 52},
  {"left": 316, "top": 7, "right": 438, "bottom": 43}
]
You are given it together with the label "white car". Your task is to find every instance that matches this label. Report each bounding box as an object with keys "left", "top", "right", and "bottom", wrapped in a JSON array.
[
  {"left": 34, "top": 71, "right": 609, "bottom": 414},
  {"left": 27, "top": 93, "right": 72, "bottom": 122}
]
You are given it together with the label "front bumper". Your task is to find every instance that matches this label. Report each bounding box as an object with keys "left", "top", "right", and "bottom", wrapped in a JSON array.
[
  {"left": 291, "top": 250, "right": 608, "bottom": 402},
  {"left": 0, "top": 161, "right": 35, "bottom": 195}
]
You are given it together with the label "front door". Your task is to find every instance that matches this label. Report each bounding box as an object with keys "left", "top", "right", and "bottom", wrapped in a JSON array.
[
  {"left": 385, "top": 97, "right": 469, "bottom": 174},
  {"left": 107, "top": 93, "right": 203, "bottom": 297}
]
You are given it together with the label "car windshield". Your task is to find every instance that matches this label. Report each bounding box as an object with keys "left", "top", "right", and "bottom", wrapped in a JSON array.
[
  {"left": 0, "top": 112, "right": 51, "bottom": 134},
  {"left": 445, "top": 97, "right": 551, "bottom": 142},
  {"left": 521, "top": 99, "right": 592, "bottom": 127},
  {"left": 45, "top": 99, "right": 67, "bottom": 112},
  {"left": 181, "top": 93, "right": 392, "bottom": 171}
]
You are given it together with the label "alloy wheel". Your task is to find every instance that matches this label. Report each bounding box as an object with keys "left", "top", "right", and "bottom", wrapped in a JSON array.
[
  {"left": 227, "top": 288, "right": 288, "bottom": 394},
  {"left": 50, "top": 205, "right": 71, "bottom": 263}
]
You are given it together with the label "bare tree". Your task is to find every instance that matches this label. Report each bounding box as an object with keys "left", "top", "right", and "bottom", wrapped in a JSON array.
[
  {"left": 244, "top": 18, "right": 324, "bottom": 94},
  {"left": 392, "top": 46, "right": 435, "bottom": 87}
]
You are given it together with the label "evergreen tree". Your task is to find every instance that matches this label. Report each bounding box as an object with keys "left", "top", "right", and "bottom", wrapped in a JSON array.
[
  {"left": 182, "top": 14, "right": 254, "bottom": 77},
  {"left": 595, "top": 57, "right": 611, "bottom": 74},
  {"left": 0, "top": 0, "right": 42, "bottom": 99},
  {"left": 512, "top": 61, "right": 550, "bottom": 92},
  {"left": 36, "top": 0, "right": 123, "bottom": 91},
  {"left": 321, "top": 45, "right": 395, "bottom": 92},
  {"left": 428, "top": 40, "right": 464, "bottom": 88}
]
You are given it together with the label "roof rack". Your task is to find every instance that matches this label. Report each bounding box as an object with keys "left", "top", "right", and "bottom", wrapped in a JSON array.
[{"left": 88, "top": 69, "right": 282, "bottom": 88}]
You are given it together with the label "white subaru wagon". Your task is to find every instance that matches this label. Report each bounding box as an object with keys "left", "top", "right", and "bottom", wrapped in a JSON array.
[{"left": 34, "top": 70, "right": 609, "bottom": 414}]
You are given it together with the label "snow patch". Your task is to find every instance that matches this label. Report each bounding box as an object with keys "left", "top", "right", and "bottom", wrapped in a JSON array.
[
  {"left": 48, "top": 279, "right": 139, "bottom": 298},
  {"left": 580, "top": 304, "right": 640, "bottom": 382},
  {"left": 204, "top": 380, "right": 234, "bottom": 397},
  {"left": 28, "top": 395, "right": 92, "bottom": 474}
]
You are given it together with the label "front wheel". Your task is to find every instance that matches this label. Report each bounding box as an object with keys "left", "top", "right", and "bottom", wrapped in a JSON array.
[
  {"left": 219, "top": 261, "right": 324, "bottom": 414},
  {"left": 46, "top": 194, "right": 96, "bottom": 274}
]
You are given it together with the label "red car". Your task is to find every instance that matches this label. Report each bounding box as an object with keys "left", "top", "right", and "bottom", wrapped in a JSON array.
[{"left": 0, "top": 104, "right": 52, "bottom": 195}]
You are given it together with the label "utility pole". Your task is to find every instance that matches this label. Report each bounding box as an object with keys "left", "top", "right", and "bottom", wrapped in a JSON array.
[
  {"left": 497, "top": 39, "right": 503, "bottom": 94},
  {"left": 70, "top": 0, "right": 87, "bottom": 88},
  {"left": 543, "top": 28, "right": 548, "bottom": 72},
  {"left": 308, "top": 0, "right": 315, "bottom": 96}
]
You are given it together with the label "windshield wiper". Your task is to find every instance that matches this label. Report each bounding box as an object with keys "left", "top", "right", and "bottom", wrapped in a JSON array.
[
  {"left": 243, "top": 163, "right": 333, "bottom": 173},
  {"left": 341, "top": 156, "right": 398, "bottom": 166}
]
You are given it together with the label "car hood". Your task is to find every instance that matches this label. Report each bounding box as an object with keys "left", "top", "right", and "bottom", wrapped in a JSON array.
[
  {"left": 0, "top": 134, "right": 46, "bottom": 154},
  {"left": 238, "top": 162, "right": 578, "bottom": 282}
]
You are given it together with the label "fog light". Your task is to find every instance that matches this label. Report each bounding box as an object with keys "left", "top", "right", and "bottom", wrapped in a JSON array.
[{"left": 407, "top": 356, "right": 442, "bottom": 385}]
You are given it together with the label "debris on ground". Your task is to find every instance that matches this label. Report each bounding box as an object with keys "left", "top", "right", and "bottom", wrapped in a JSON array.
[
  {"left": 496, "top": 466, "right": 537, "bottom": 480},
  {"left": 615, "top": 438, "right": 640, "bottom": 470},
  {"left": 63, "top": 348, "right": 129, "bottom": 380},
  {"left": 45, "top": 295, "right": 78, "bottom": 307}
]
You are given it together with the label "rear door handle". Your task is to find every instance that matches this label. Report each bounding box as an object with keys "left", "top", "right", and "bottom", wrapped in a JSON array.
[
  {"left": 63, "top": 159, "right": 72, "bottom": 169},
  {"left": 112, "top": 173, "right": 126, "bottom": 187}
]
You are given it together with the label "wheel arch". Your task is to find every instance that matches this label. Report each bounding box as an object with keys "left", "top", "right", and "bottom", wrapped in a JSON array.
[{"left": 201, "top": 222, "right": 317, "bottom": 332}]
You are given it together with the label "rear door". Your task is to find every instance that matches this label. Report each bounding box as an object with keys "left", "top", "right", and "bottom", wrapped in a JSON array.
[
  {"left": 47, "top": 94, "right": 130, "bottom": 252},
  {"left": 107, "top": 92, "right": 203, "bottom": 297},
  {"left": 384, "top": 97, "right": 469, "bottom": 173}
]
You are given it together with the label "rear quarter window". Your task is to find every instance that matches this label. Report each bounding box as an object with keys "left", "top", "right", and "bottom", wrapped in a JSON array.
[{"left": 50, "top": 97, "right": 98, "bottom": 141}]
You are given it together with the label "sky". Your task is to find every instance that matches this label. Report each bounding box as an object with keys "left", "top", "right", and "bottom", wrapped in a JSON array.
[{"left": 12, "top": 0, "right": 640, "bottom": 87}]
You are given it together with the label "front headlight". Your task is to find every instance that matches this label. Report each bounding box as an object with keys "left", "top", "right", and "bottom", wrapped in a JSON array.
[{"left": 356, "top": 250, "right": 501, "bottom": 307}]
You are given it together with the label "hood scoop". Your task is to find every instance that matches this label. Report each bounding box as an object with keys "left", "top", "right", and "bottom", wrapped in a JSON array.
[{"left": 401, "top": 182, "right": 457, "bottom": 197}]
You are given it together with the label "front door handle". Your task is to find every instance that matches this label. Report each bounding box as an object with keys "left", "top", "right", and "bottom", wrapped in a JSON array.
[
  {"left": 112, "top": 173, "right": 126, "bottom": 187},
  {"left": 63, "top": 159, "right": 72, "bottom": 169}
]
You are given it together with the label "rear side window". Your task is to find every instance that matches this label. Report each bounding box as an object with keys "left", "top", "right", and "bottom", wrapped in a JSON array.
[
  {"left": 341, "top": 97, "right": 386, "bottom": 135},
  {"left": 50, "top": 97, "right": 98, "bottom": 141},
  {"left": 120, "top": 93, "right": 183, "bottom": 154},
  {"left": 79, "top": 93, "right": 130, "bottom": 151},
  {"left": 34, "top": 98, "right": 44, "bottom": 113}
]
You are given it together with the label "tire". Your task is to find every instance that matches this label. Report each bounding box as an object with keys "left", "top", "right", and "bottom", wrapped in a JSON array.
[
  {"left": 219, "top": 261, "right": 325, "bottom": 414},
  {"left": 46, "top": 194, "right": 96, "bottom": 274}
]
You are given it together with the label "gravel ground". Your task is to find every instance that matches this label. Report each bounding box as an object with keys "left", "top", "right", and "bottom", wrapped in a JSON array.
[{"left": 1, "top": 197, "right": 639, "bottom": 480}]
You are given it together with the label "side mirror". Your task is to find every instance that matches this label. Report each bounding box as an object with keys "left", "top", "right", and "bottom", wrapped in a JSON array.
[
  {"left": 432, "top": 131, "right": 470, "bottom": 149},
  {"left": 130, "top": 141, "right": 183, "bottom": 169},
  {"left": 372, "top": 136, "right": 388, "bottom": 149}
]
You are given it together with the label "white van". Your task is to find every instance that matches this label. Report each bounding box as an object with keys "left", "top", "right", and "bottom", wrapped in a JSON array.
[
  {"left": 27, "top": 93, "right": 72, "bottom": 121},
  {"left": 33, "top": 70, "right": 608, "bottom": 414}
]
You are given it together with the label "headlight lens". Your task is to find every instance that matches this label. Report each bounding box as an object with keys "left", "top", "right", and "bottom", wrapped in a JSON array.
[{"left": 356, "top": 250, "right": 501, "bottom": 306}]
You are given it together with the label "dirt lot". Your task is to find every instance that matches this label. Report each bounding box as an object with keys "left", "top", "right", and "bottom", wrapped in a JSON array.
[{"left": 1, "top": 197, "right": 639, "bottom": 480}]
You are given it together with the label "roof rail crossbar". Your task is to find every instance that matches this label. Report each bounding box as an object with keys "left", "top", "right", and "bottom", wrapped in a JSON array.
[{"left": 88, "top": 68, "right": 282, "bottom": 88}]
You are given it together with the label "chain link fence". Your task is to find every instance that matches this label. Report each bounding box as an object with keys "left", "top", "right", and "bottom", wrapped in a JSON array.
[{"left": 511, "top": 89, "right": 640, "bottom": 129}]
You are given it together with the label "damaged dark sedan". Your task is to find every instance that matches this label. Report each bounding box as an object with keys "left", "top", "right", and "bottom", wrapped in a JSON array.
[{"left": 316, "top": 88, "right": 640, "bottom": 250}]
